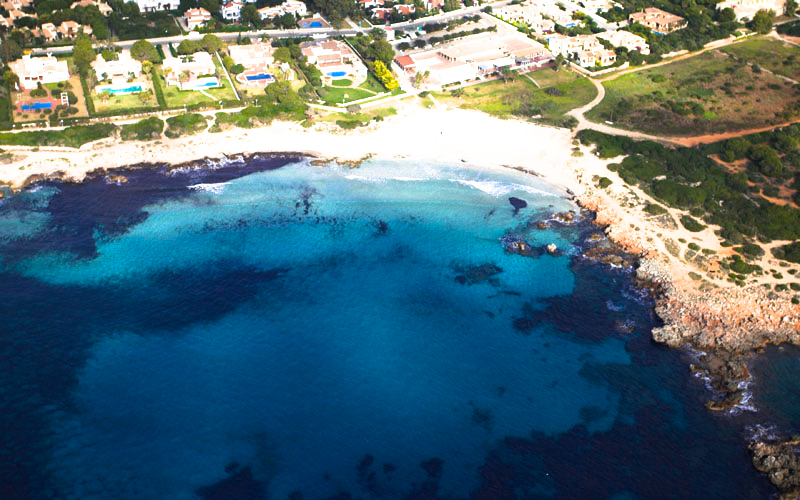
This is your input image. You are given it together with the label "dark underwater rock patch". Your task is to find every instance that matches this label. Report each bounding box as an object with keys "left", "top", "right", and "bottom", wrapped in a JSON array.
[
  {"left": 454, "top": 263, "right": 503, "bottom": 286},
  {"left": 509, "top": 197, "right": 527, "bottom": 216}
]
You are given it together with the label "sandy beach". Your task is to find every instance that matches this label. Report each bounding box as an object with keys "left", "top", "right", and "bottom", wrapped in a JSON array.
[{"left": 0, "top": 106, "right": 581, "bottom": 194}]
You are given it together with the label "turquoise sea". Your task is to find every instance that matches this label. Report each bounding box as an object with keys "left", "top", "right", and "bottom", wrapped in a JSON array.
[{"left": 0, "top": 157, "right": 787, "bottom": 499}]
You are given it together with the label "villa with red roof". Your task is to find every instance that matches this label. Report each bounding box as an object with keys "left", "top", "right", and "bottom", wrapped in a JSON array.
[
  {"left": 183, "top": 7, "right": 212, "bottom": 29},
  {"left": 299, "top": 39, "right": 367, "bottom": 84}
]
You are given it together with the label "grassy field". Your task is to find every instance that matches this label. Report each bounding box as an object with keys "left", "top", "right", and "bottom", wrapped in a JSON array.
[
  {"left": 720, "top": 37, "right": 800, "bottom": 82},
  {"left": 433, "top": 67, "right": 596, "bottom": 126},
  {"left": 358, "top": 74, "right": 387, "bottom": 93},
  {"left": 587, "top": 50, "right": 800, "bottom": 136},
  {"left": 331, "top": 78, "right": 353, "bottom": 87},
  {"left": 93, "top": 85, "right": 159, "bottom": 115},
  {"left": 317, "top": 86, "right": 375, "bottom": 105}
]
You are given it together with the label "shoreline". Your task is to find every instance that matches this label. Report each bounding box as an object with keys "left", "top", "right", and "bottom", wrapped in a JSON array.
[{"left": 3, "top": 104, "right": 800, "bottom": 496}]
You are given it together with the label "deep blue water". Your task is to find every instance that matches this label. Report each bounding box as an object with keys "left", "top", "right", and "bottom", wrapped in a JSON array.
[{"left": 0, "top": 157, "right": 783, "bottom": 499}]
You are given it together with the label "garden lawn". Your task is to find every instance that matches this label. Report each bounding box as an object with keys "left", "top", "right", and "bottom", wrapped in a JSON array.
[
  {"left": 586, "top": 50, "right": 800, "bottom": 136},
  {"left": 93, "top": 86, "right": 160, "bottom": 115},
  {"left": 317, "top": 86, "right": 375, "bottom": 105},
  {"left": 720, "top": 37, "right": 800, "bottom": 82},
  {"left": 433, "top": 68, "right": 596, "bottom": 125},
  {"left": 358, "top": 74, "right": 387, "bottom": 93},
  {"left": 331, "top": 78, "right": 353, "bottom": 87}
]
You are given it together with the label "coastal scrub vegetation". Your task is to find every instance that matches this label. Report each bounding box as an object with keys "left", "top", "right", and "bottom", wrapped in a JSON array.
[
  {"left": 587, "top": 48, "right": 800, "bottom": 135},
  {"left": 721, "top": 38, "right": 800, "bottom": 82},
  {"left": 0, "top": 123, "right": 116, "bottom": 148},
  {"left": 214, "top": 80, "right": 307, "bottom": 130},
  {"left": 120, "top": 117, "right": 164, "bottom": 141},
  {"left": 702, "top": 123, "right": 800, "bottom": 205},
  {"left": 578, "top": 130, "right": 800, "bottom": 260},
  {"left": 165, "top": 113, "right": 207, "bottom": 138}
]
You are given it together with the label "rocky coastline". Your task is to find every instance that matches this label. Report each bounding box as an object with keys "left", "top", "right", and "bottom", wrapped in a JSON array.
[{"left": 573, "top": 190, "right": 800, "bottom": 499}]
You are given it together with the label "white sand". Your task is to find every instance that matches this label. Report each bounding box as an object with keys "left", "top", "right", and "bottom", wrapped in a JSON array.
[{"left": 0, "top": 106, "right": 581, "bottom": 194}]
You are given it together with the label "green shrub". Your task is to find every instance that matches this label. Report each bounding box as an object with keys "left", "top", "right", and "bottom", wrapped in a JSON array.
[
  {"left": 165, "top": 113, "right": 207, "bottom": 138},
  {"left": 121, "top": 117, "right": 164, "bottom": 141},
  {"left": 597, "top": 177, "right": 612, "bottom": 189},
  {"left": 644, "top": 202, "right": 668, "bottom": 215},
  {"left": 729, "top": 255, "right": 759, "bottom": 274},
  {"left": 681, "top": 215, "right": 705, "bottom": 232},
  {"left": 688, "top": 242, "right": 700, "bottom": 251},
  {"left": 0, "top": 123, "right": 116, "bottom": 148},
  {"left": 734, "top": 242, "right": 765, "bottom": 258}
]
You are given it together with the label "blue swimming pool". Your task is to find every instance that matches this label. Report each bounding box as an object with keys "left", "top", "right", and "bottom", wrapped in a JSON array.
[
  {"left": 245, "top": 73, "right": 274, "bottom": 81},
  {"left": 96, "top": 84, "right": 144, "bottom": 96},
  {"left": 21, "top": 102, "right": 52, "bottom": 111},
  {"left": 327, "top": 71, "right": 347, "bottom": 77}
]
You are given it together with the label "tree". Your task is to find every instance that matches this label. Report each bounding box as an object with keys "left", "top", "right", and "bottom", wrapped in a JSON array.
[
  {"left": 199, "top": 0, "right": 220, "bottom": 14},
  {"left": 230, "top": 63, "right": 245, "bottom": 74},
  {"left": 177, "top": 40, "right": 200, "bottom": 54},
  {"left": 73, "top": 34, "right": 95, "bottom": 75},
  {"left": 3, "top": 70, "right": 19, "bottom": 89},
  {"left": 500, "top": 67, "right": 516, "bottom": 83},
  {"left": 99, "top": 90, "right": 111, "bottom": 103},
  {"left": 178, "top": 70, "right": 191, "bottom": 87},
  {"left": 371, "top": 60, "right": 398, "bottom": 90},
  {"left": 718, "top": 7, "right": 736, "bottom": 23},
  {"left": 751, "top": 9, "right": 775, "bottom": 34},
  {"left": 241, "top": 4, "right": 259, "bottom": 25},
  {"left": 553, "top": 53, "right": 565, "bottom": 71},
  {"left": 273, "top": 47, "right": 292, "bottom": 63},
  {"left": 201, "top": 34, "right": 223, "bottom": 52},
  {"left": 0, "top": 39, "right": 21, "bottom": 63},
  {"left": 131, "top": 40, "right": 161, "bottom": 63},
  {"left": 785, "top": 0, "right": 797, "bottom": 15},
  {"left": 279, "top": 12, "right": 295, "bottom": 28}
]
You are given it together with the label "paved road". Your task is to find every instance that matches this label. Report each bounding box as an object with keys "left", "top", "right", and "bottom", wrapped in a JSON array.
[{"left": 29, "top": 0, "right": 515, "bottom": 55}]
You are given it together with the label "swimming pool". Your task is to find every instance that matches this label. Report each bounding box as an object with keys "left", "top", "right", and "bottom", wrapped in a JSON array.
[
  {"left": 300, "top": 20, "right": 322, "bottom": 27},
  {"left": 245, "top": 73, "right": 274, "bottom": 81},
  {"left": 96, "top": 84, "right": 144, "bottom": 96},
  {"left": 327, "top": 71, "right": 347, "bottom": 77},
  {"left": 181, "top": 78, "right": 221, "bottom": 90},
  {"left": 21, "top": 101, "right": 52, "bottom": 111}
]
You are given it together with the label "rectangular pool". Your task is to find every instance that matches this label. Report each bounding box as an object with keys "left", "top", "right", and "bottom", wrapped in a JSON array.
[
  {"left": 96, "top": 84, "right": 144, "bottom": 96},
  {"left": 21, "top": 102, "right": 52, "bottom": 111}
]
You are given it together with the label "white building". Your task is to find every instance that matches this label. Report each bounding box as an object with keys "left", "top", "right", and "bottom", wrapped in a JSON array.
[
  {"left": 124, "top": 0, "right": 178, "bottom": 12},
  {"left": 221, "top": 0, "right": 243, "bottom": 20},
  {"left": 257, "top": 0, "right": 307, "bottom": 19},
  {"left": 716, "top": 0, "right": 786, "bottom": 21},
  {"left": 395, "top": 33, "right": 553, "bottom": 87},
  {"left": 91, "top": 49, "right": 142, "bottom": 82},
  {"left": 546, "top": 33, "right": 601, "bottom": 56},
  {"left": 162, "top": 51, "right": 219, "bottom": 89},
  {"left": 10, "top": 54, "right": 70, "bottom": 90},
  {"left": 577, "top": 48, "right": 616, "bottom": 67},
  {"left": 183, "top": 7, "right": 212, "bottom": 29},
  {"left": 596, "top": 30, "right": 649, "bottom": 54},
  {"left": 299, "top": 39, "right": 367, "bottom": 82}
]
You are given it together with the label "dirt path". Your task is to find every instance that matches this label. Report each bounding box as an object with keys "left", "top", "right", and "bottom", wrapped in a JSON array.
[
  {"left": 569, "top": 33, "right": 800, "bottom": 146},
  {"left": 568, "top": 77, "right": 683, "bottom": 145}
]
